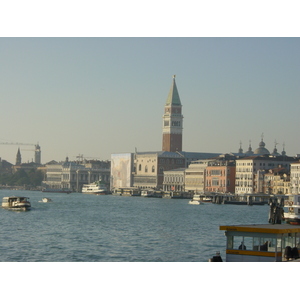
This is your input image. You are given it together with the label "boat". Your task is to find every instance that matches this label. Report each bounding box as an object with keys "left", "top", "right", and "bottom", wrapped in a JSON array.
[
  {"left": 212, "top": 196, "right": 300, "bottom": 262},
  {"left": 40, "top": 197, "right": 52, "bottom": 203},
  {"left": 82, "top": 181, "right": 108, "bottom": 195},
  {"left": 283, "top": 195, "right": 300, "bottom": 225},
  {"left": 188, "top": 199, "right": 203, "bottom": 205},
  {"left": 2, "top": 196, "right": 31, "bottom": 211},
  {"left": 192, "top": 194, "right": 202, "bottom": 201},
  {"left": 192, "top": 194, "right": 212, "bottom": 203},
  {"left": 218, "top": 223, "right": 300, "bottom": 262}
]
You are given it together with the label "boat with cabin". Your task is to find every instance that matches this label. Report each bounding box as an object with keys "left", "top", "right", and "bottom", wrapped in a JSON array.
[
  {"left": 188, "top": 198, "right": 203, "bottom": 205},
  {"left": 212, "top": 196, "right": 300, "bottom": 262},
  {"left": 82, "top": 181, "right": 108, "bottom": 195},
  {"left": 2, "top": 196, "right": 31, "bottom": 211}
]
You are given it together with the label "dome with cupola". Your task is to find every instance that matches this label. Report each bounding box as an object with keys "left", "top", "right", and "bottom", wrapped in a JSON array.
[{"left": 253, "top": 136, "right": 270, "bottom": 155}]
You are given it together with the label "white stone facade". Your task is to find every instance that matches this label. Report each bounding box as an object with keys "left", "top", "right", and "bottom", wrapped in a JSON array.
[{"left": 290, "top": 162, "right": 300, "bottom": 194}]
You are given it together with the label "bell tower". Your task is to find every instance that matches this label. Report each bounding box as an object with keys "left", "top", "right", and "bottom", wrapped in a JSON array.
[
  {"left": 162, "top": 75, "right": 183, "bottom": 152},
  {"left": 16, "top": 148, "right": 21, "bottom": 165}
]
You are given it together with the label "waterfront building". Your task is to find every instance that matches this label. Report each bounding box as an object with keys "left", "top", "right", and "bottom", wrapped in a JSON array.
[
  {"left": 184, "top": 160, "right": 208, "bottom": 193},
  {"left": 43, "top": 157, "right": 110, "bottom": 192},
  {"left": 163, "top": 168, "right": 185, "bottom": 192},
  {"left": 162, "top": 75, "right": 183, "bottom": 152},
  {"left": 132, "top": 151, "right": 221, "bottom": 190},
  {"left": 235, "top": 155, "right": 296, "bottom": 194},
  {"left": 205, "top": 157, "right": 236, "bottom": 193},
  {"left": 290, "top": 161, "right": 300, "bottom": 194},
  {"left": 110, "top": 153, "right": 135, "bottom": 189},
  {"left": 263, "top": 167, "right": 290, "bottom": 194},
  {"left": 133, "top": 151, "right": 186, "bottom": 190}
]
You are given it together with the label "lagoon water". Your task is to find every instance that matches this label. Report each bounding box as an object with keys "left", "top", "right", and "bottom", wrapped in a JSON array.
[{"left": 0, "top": 190, "right": 269, "bottom": 262}]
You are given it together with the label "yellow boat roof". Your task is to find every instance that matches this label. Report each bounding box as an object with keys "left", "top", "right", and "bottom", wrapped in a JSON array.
[{"left": 220, "top": 224, "right": 300, "bottom": 234}]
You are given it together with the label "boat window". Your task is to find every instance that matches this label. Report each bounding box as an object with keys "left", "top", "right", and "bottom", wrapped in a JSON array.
[
  {"left": 253, "top": 237, "right": 260, "bottom": 250},
  {"left": 283, "top": 234, "right": 295, "bottom": 249},
  {"left": 296, "top": 234, "right": 300, "bottom": 248},
  {"left": 227, "top": 236, "right": 233, "bottom": 249},
  {"left": 260, "top": 238, "right": 276, "bottom": 252},
  {"left": 232, "top": 236, "right": 247, "bottom": 250},
  {"left": 243, "top": 237, "right": 253, "bottom": 250}
]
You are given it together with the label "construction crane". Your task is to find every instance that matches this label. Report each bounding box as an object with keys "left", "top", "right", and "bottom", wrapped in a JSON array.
[
  {"left": 0, "top": 141, "right": 41, "bottom": 164},
  {"left": 0, "top": 142, "right": 36, "bottom": 146}
]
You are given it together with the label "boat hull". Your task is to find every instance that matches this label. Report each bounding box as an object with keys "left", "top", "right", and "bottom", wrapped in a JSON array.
[
  {"left": 82, "top": 191, "right": 107, "bottom": 195},
  {"left": 3, "top": 206, "right": 31, "bottom": 211}
]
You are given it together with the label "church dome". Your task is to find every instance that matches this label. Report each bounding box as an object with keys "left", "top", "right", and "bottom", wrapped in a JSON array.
[
  {"left": 245, "top": 141, "right": 254, "bottom": 156},
  {"left": 253, "top": 138, "right": 270, "bottom": 155}
]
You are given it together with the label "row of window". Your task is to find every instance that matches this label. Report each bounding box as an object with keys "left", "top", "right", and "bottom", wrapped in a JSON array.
[
  {"left": 227, "top": 234, "right": 300, "bottom": 252},
  {"left": 164, "top": 177, "right": 184, "bottom": 183},
  {"left": 138, "top": 165, "right": 156, "bottom": 172}
]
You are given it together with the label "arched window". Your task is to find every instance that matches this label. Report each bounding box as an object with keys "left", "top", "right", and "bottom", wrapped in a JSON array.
[
  {"left": 152, "top": 166, "right": 155, "bottom": 172},
  {"left": 139, "top": 164, "right": 142, "bottom": 171},
  {"left": 145, "top": 166, "right": 148, "bottom": 173}
]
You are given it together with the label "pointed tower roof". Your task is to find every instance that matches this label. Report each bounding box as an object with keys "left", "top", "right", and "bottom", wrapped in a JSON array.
[{"left": 165, "top": 75, "right": 181, "bottom": 106}]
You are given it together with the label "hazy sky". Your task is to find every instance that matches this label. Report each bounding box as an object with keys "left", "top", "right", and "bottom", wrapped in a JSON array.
[{"left": 1, "top": 37, "right": 299, "bottom": 164}]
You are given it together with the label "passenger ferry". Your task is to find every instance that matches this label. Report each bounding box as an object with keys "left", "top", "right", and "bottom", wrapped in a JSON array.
[
  {"left": 218, "top": 223, "right": 300, "bottom": 262},
  {"left": 2, "top": 196, "right": 31, "bottom": 211},
  {"left": 283, "top": 195, "right": 300, "bottom": 225},
  {"left": 214, "top": 196, "right": 300, "bottom": 262},
  {"left": 82, "top": 181, "right": 108, "bottom": 195}
]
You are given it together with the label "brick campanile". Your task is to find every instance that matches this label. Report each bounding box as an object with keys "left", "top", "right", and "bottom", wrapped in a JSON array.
[{"left": 162, "top": 75, "right": 183, "bottom": 152}]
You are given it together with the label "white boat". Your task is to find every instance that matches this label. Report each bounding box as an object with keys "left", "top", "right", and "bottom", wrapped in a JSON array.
[
  {"left": 40, "top": 197, "right": 52, "bottom": 203},
  {"left": 2, "top": 196, "right": 31, "bottom": 211},
  {"left": 82, "top": 181, "right": 107, "bottom": 195},
  {"left": 193, "top": 194, "right": 202, "bottom": 201},
  {"left": 192, "top": 194, "right": 211, "bottom": 203},
  {"left": 284, "top": 195, "right": 300, "bottom": 225},
  {"left": 189, "top": 199, "right": 203, "bottom": 205}
]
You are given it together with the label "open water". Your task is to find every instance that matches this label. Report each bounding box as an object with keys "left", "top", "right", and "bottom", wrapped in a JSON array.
[{"left": 0, "top": 190, "right": 269, "bottom": 262}]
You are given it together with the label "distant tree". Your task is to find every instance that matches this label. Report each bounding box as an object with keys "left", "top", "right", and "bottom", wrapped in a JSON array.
[{"left": 0, "top": 169, "right": 44, "bottom": 187}]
